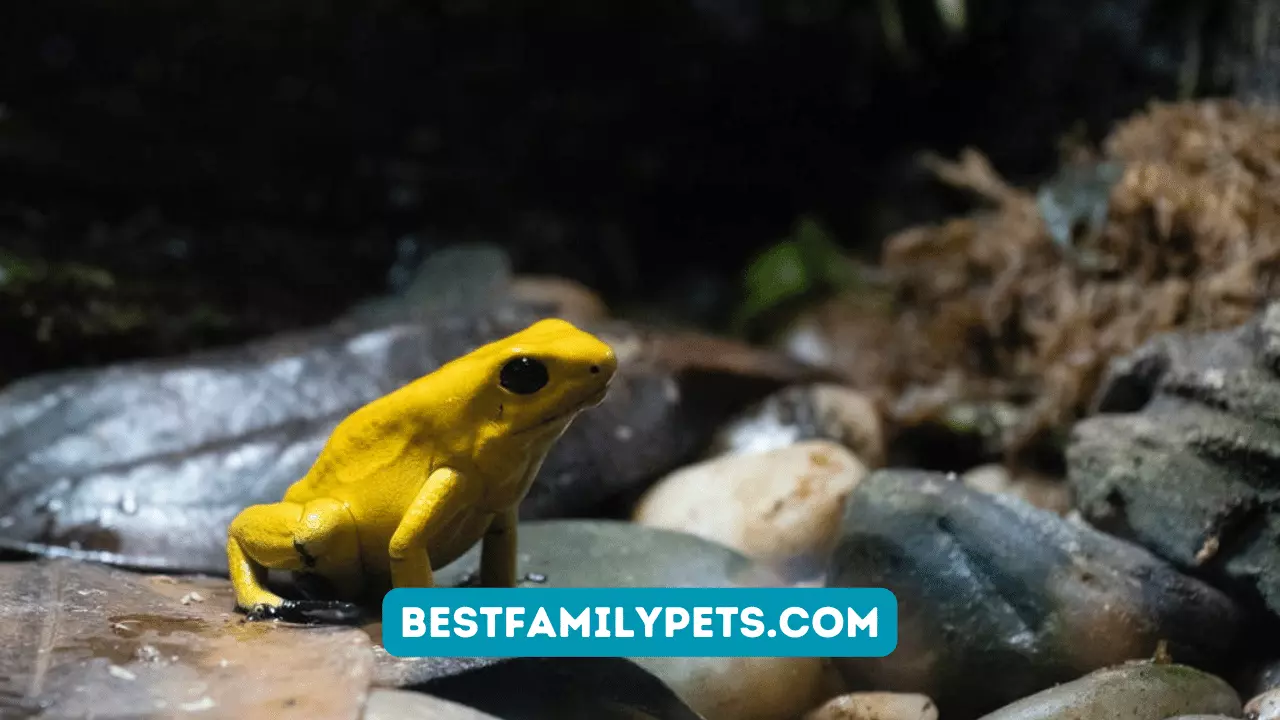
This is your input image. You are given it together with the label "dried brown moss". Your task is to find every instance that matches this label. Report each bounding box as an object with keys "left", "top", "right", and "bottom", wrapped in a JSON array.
[{"left": 797, "top": 99, "right": 1280, "bottom": 458}]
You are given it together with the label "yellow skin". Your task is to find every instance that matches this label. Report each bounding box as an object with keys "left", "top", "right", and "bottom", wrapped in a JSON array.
[{"left": 225, "top": 318, "right": 618, "bottom": 623}]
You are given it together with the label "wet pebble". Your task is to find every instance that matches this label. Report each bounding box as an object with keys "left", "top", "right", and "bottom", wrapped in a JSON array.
[
  {"left": 961, "top": 464, "right": 1072, "bottom": 515},
  {"left": 829, "top": 470, "right": 1244, "bottom": 718},
  {"left": 709, "top": 383, "right": 886, "bottom": 467},
  {"left": 977, "top": 662, "right": 1242, "bottom": 720},
  {"left": 633, "top": 440, "right": 867, "bottom": 579},
  {"left": 375, "top": 520, "right": 821, "bottom": 720},
  {"left": 805, "top": 692, "right": 938, "bottom": 720}
]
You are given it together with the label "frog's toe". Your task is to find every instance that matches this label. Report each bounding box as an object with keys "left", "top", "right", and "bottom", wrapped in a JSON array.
[{"left": 242, "top": 599, "right": 364, "bottom": 625}]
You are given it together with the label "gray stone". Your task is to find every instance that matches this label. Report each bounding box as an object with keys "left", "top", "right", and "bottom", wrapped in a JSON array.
[
  {"left": 828, "top": 470, "right": 1243, "bottom": 719},
  {"left": 1068, "top": 301, "right": 1280, "bottom": 618}
]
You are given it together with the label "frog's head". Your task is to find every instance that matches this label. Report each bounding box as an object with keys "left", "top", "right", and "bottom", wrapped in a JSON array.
[{"left": 459, "top": 318, "right": 618, "bottom": 448}]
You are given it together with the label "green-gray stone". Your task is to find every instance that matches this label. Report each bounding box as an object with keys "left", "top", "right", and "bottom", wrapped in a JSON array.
[{"left": 977, "top": 663, "right": 1242, "bottom": 720}]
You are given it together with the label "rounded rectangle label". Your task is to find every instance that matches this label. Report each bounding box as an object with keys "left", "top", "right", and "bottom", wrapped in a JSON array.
[{"left": 381, "top": 587, "right": 897, "bottom": 658}]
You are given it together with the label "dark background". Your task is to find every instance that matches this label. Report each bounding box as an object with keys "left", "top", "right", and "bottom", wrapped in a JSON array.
[{"left": 0, "top": 0, "right": 1258, "bottom": 383}]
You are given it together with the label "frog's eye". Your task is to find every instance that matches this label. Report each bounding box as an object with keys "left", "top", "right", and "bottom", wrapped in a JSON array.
[{"left": 499, "top": 356, "right": 550, "bottom": 395}]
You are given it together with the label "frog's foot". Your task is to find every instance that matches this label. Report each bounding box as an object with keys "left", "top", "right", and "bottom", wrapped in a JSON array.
[{"left": 242, "top": 599, "right": 364, "bottom": 625}]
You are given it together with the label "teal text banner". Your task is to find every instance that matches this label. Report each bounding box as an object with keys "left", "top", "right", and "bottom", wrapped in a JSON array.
[{"left": 381, "top": 587, "right": 897, "bottom": 658}]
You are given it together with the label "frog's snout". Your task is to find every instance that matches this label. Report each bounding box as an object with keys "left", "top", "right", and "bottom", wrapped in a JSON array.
[{"left": 589, "top": 346, "right": 619, "bottom": 383}]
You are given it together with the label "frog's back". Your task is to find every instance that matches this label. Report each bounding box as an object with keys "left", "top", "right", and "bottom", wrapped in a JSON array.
[{"left": 284, "top": 377, "right": 444, "bottom": 503}]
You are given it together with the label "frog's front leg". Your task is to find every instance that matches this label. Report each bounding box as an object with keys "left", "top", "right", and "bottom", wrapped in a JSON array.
[
  {"left": 479, "top": 507, "right": 518, "bottom": 587},
  {"left": 388, "top": 467, "right": 466, "bottom": 589},
  {"left": 226, "top": 497, "right": 364, "bottom": 624}
]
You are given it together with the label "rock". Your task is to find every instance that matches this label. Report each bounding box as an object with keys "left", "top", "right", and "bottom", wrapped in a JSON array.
[
  {"left": 805, "top": 692, "right": 939, "bottom": 720},
  {"left": 829, "top": 470, "right": 1244, "bottom": 719},
  {"left": 0, "top": 303, "right": 816, "bottom": 573},
  {"left": 632, "top": 654, "right": 825, "bottom": 720},
  {"left": 345, "top": 242, "right": 514, "bottom": 326},
  {"left": 372, "top": 520, "right": 820, "bottom": 720},
  {"left": 977, "top": 662, "right": 1242, "bottom": 720},
  {"left": 1068, "top": 301, "right": 1280, "bottom": 618},
  {"left": 633, "top": 440, "right": 868, "bottom": 580},
  {"left": 508, "top": 275, "right": 609, "bottom": 325},
  {"left": 362, "top": 689, "right": 502, "bottom": 720},
  {"left": 961, "top": 464, "right": 1072, "bottom": 515},
  {"left": 405, "top": 656, "right": 705, "bottom": 720},
  {"left": 1246, "top": 689, "right": 1280, "bottom": 720},
  {"left": 424, "top": 519, "right": 777, "bottom": 594},
  {"left": 0, "top": 559, "right": 375, "bottom": 719},
  {"left": 709, "top": 383, "right": 886, "bottom": 468}
]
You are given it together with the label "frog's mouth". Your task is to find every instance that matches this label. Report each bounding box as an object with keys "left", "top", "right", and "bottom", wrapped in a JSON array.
[{"left": 517, "top": 385, "right": 610, "bottom": 434}]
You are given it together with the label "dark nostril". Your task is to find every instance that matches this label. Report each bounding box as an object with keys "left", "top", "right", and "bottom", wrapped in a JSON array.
[{"left": 589, "top": 365, "right": 600, "bottom": 374}]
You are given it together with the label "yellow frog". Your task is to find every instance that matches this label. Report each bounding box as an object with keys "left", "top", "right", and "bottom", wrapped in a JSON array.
[{"left": 225, "top": 318, "right": 618, "bottom": 623}]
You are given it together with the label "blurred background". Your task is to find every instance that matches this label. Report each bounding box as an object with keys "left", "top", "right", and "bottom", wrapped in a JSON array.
[
  {"left": 1, "top": 0, "right": 1279, "bottom": 472},
  {"left": 0, "top": 0, "right": 1269, "bottom": 363}
]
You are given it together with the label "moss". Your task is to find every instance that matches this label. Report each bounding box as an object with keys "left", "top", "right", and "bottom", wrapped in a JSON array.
[
  {"left": 0, "top": 250, "right": 237, "bottom": 385},
  {"left": 795, "top": 99, "right": 1280, "bottom": 464}
]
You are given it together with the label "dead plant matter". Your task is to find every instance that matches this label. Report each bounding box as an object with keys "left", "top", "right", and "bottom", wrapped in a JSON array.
[{"left": 798, "top": 99, "right": 1280, "bottom": 457}]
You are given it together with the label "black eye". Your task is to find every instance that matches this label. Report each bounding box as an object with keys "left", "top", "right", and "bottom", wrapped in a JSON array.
[{"left": 499, "top": 356, "right": 549, "bottom": 395}]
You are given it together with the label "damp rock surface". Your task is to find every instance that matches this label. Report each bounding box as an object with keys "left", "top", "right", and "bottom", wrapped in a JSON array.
[
  {"left": 0, "top": 559, "right": 374, "bottom": 719},
  {"left": 976, "top": 662, "right": 1243, "bottom": 720},
  {"left": 828, "top": 470, "right": 1244, "bottom": 719},
  {"left": 1068, "top": 301, "right": 1280, "bottom": 618}
]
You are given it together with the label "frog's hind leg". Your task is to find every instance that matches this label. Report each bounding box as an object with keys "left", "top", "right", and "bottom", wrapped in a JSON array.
[{"left": 226, "top": 497, "right": 365, "bottom": 625}]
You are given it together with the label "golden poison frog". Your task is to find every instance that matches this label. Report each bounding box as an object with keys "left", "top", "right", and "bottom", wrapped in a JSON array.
[{"left": 225, "top": 318, "right": 618, "bottom": 623}]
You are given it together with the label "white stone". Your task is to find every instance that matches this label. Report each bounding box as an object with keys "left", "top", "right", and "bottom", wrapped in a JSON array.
[
  {"left": 634, "top": 440, "right": 867, "bottom": 577},
  {"left": 805, "top": 692, "right": 939, "bottom": 720}
]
